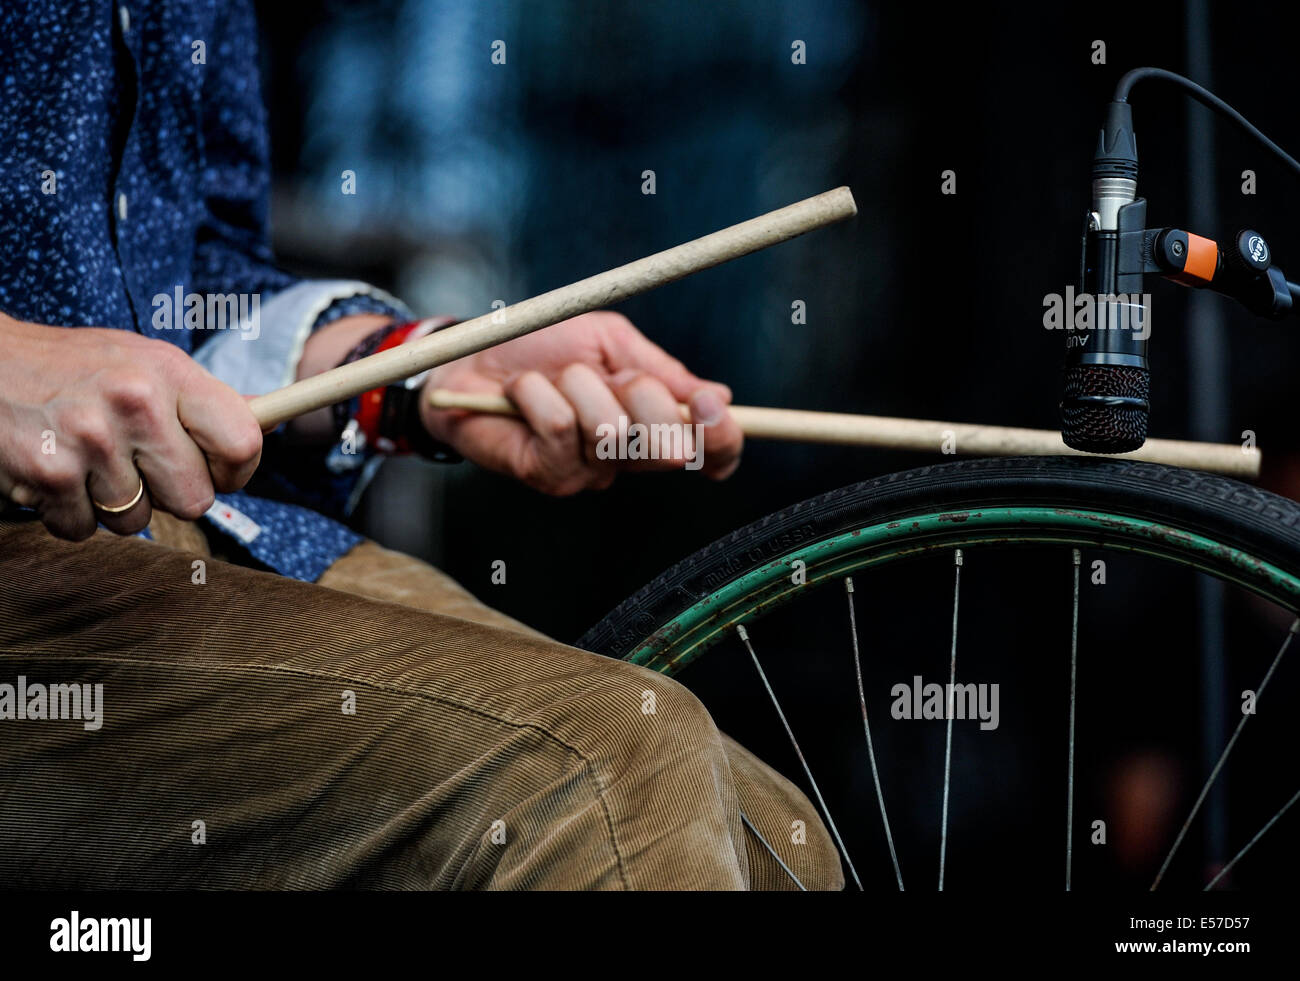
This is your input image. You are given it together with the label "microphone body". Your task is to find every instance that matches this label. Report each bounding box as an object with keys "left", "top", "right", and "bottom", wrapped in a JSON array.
[{"left": 1062, "top": 102, "right": 1151, "bottom": 453}]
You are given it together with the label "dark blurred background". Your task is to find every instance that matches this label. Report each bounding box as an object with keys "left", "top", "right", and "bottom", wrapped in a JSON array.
[{"left": 252, "top": 0, "right": 1300, "bottom": 889}]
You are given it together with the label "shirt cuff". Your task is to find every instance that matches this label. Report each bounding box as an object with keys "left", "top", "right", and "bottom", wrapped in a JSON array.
[{"left": 191, "top": 279, "right": 413, "bottom": 396}]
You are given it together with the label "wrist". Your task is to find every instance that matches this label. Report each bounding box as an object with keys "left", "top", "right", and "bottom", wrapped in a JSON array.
[
  {"left": 0, "top": 312, "right": 38, "bottom": 337},
  {"left": 298, "top": 313, "right": 396, "bottom": 381},
  {"left": 340, "top": 318, "right": 463, "bottom": 461}
]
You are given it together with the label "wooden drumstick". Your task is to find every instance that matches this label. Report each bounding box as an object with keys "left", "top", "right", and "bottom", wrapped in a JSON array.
[
  {"left": 426, "top": 389, "right": 1262, "bottom": 479},
  {"left": 248, "top": 187, "right": 857, "bottom": 429}
]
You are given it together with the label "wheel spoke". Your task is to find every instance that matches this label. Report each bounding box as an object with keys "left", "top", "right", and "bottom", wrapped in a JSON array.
[
  {"left": 1151, "top": 616, "right": 1300, "bottom": 889},
  {"left": 845, "top": 577, "right": 904, "bottom": 890},
  {"left": 1204, "top": 786, "right": 1300, "bottom": 890},
  {"left": 1066, "top": 549, "right": 1081, "bottom": 891},
  {"left": 736, "top": 623, "right": 864, "bottom": 890},
  {"left": 939, "top": 549, "right": 963, "bottom": 891}
]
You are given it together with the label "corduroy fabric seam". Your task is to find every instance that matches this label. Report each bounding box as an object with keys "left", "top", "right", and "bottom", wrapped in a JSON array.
[{"left": 0, "top": 649, "right": 633, "bottom": 889}]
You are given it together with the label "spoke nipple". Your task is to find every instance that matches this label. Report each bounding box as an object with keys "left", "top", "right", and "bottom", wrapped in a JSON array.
[
  {"left": 1072, "top": 548, "right": 1082, "bottom": 566},
  {"left": 1291, "top": 618, "right": 1300, "bottom": 635},
  {"left": 844, "top": 577, "right": 855, "bottom": 594},
  {"left": 735, "top": 624, "right": 749, "bottom": 642},
  {"left": 954, "top": 548, "right": 963, "bottom": 566}
]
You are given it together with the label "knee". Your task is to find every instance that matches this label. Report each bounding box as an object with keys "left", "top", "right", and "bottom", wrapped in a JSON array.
[
  {"left": 791, "top": 813, "right": 845, "bottom": 891},
  {"left": 720, "top": 733, "right": 845, "bottom": 891},
  {"left": 744, "top": 802, "right": 845, "bottom": 891},
  {"left": 536, "top": 658, "right": 751, "bottom": 888},
  {"left": 575, "top": 658, "right": 729, "bottom": 778}
]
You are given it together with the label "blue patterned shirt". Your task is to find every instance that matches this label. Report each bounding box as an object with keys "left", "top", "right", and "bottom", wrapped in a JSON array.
[{"left": 1, "top": 0, "right": 412, "bottom": 580}]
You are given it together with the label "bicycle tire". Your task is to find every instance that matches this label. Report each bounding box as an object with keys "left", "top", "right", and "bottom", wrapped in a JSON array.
[{"left": 577, "top": 456, "right": 1300, "bottom": 671}]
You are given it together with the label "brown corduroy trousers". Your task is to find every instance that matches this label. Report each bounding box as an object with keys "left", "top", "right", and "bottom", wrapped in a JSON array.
[{"left": 0, "top": 512, "right": 843, "bottom": 890}]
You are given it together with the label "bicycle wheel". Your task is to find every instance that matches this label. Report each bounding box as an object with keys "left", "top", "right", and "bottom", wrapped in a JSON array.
[
  {"left": 579, "top": 456, "right": 1300, "bottom": 671},
  {"left": 576, "top": 456, "right": 1300, "bottom": 890}
]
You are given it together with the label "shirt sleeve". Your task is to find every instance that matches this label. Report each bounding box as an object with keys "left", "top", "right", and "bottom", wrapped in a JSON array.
[
  {"left": 186, "top": 0, "right": 415, "bottom": 518},
  {"left": 186, "top": 0, "right": 412, "bottom": 396}
]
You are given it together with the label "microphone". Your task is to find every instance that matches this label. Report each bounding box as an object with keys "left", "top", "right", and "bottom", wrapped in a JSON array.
[{"left": 1061, "top": 101, "right": 1150, "bottom": 454}]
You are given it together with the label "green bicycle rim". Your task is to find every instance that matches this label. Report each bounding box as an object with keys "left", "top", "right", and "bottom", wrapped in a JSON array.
[{"left": 624, "top": 506, "right": 1300, "bottom": 675}]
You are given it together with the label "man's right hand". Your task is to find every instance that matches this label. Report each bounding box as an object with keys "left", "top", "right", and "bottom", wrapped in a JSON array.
[{"left": 0, "top": 314, "right": 263, "bottom": 541}]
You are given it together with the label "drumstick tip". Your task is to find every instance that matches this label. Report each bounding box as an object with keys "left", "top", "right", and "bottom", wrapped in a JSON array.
[{"left": 833, "top": 185, "right": 858, "bottom": 216}]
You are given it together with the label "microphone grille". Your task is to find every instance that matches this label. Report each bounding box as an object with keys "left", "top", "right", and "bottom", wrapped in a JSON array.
[{"left": 1061, "top": 364, "right": 1149, "bottom": 453}]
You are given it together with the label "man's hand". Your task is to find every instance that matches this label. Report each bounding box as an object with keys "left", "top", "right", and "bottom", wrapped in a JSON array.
[
  {"left": 419, "top": 312, "right": 743, "bottom": 495},
  {"left": 0, "top": 315, "right": 263, "bottom": 540}
]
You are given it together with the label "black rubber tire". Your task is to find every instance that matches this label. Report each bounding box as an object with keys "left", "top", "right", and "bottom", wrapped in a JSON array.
[{"left": 576, "top": 456, "right": 1300, "bottom": 660}]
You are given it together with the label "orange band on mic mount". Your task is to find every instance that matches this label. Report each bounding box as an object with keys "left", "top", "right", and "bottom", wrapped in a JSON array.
[{"left": 1179, "top": 232, "right": 1219, "bottom": 284}]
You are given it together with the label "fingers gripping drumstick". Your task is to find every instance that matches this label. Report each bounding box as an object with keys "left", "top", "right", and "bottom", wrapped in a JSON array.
[
  {"left": 425, "top": 389, "right": 1262, "bottom": 479},
  {"left": 248, "top": 187, "right": 858, "bottom": 430}
]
